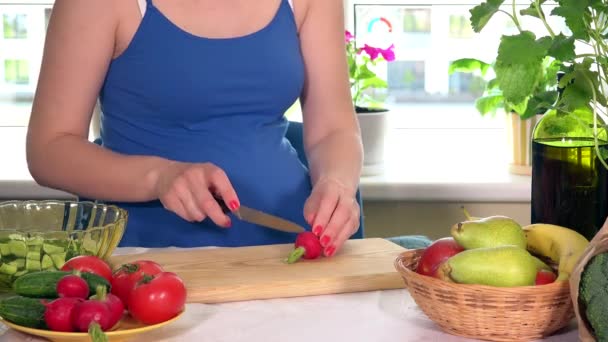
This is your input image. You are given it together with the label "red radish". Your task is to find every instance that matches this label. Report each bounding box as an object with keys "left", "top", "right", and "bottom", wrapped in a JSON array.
[
  {"left": 73, "top": 300, "right": 111, "bottom": 332},
  {"left": 103, "top": 293, "right": 125, "bottom": 328},
  {"left": 57, "top": 273, "right": 89, "bottom": 299},
  {"left": 44, "top": 297, "right": 83, "bottom": 332},
  {"left": 73, "top": 285, "right": 118, "bottom": 332},
  {"left": 87, "top": 284, "right": 125, "bottom": 329},
  {"left": 285, "top": 232, "right": 322, "bottom": 264}
]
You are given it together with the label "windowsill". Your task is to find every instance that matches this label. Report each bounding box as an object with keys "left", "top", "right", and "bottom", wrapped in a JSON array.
[{"left": 356, "top": 104, "right": 531, "bottom": 202}]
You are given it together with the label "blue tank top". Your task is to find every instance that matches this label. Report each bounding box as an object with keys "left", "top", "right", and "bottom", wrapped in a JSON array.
[{"left": 98, "top": 0, "right": 310, "bottom": 247}]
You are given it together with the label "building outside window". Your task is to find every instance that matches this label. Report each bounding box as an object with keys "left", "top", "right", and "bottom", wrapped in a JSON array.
[
  {"left": 3, "top": 13, "right": 27, "bottom": 39},
  {"left": 4, "top": 59, "right": 29, "bottom": 84}
]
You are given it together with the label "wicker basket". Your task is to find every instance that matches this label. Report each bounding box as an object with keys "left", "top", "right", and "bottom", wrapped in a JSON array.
[{"left": 394, "top": 249, "right": 575, "bottom": 342}]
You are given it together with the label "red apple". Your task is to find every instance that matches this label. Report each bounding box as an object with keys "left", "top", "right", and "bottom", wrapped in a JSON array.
[
  {"left": 416, "top": 237, "right": 464, "bottom": 277},
  {"left": 535, "top": 269, "right": 557, "bottom": 285}
]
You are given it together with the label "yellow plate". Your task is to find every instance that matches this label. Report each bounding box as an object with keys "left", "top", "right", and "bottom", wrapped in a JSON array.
[{"left": 0, "top": 311, "right": 184, "bottom": 342}]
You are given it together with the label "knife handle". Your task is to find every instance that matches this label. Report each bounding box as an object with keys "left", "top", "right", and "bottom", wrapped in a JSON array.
[{"left": 212, "top": 194, "right": 231, "bottom": 214}]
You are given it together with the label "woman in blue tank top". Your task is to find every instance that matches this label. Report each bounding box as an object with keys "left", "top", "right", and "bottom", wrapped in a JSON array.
[{"left": 26, "top": 0, "right": 363, "bottom": 257}]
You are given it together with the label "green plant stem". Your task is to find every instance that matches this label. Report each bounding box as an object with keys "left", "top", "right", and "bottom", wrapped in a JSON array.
[
  {"left": 511, "top": 0, "right": 523, "bottom": 32},
  {"left": 590, "top": 11, "right": 608, "bottom": 88},
  {"left": 88, "top": 323, "right": 108, "bottom": 342},
  {"left": 534, "top": 0, "right": 555, "bottom": 38},
  {"left": 576, "top": 53, "right": 600, "bottom": 58},
  {"left": 586, "top": 10, "right": 608, "bottom": 170},
  {"left": 584, "top": 73, "right": 608, "bottom": 170},
  {"left": 285, "top": 247, "right": 306, "bottom": 264},
  {"left": 498, "top": 10, "right": 522, "bottom": 32}
]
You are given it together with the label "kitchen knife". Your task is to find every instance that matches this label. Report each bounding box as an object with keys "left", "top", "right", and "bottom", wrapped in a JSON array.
[{"left": 214, "top": 195, "right": 306, "bottom": 233}]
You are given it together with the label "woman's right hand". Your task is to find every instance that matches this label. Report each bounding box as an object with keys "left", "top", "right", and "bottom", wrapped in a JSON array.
[{"left": 153, "top": 161, "right": 240, "bottom": 227}]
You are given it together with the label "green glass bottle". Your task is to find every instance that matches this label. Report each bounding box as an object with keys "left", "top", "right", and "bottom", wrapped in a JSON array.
[{"left": 531, "top": 75, "right": 608, "bottom": 241}]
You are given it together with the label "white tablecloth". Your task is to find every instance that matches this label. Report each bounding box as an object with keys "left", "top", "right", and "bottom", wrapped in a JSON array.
[{"left": 0, "top": 248, "right": 580, "bottom": 342}]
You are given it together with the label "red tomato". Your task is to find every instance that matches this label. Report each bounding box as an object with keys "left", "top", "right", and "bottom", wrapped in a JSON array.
[
  {"left": 128, "top": 272, "right": 187, "bottom": 325},
  {"left": 61, "top": 256, "right": 113, "bottom": 283},
  {"left": 111, "top": 260, "right": 164, "bottom": 308}
]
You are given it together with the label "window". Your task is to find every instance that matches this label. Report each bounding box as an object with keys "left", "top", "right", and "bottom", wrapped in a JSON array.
[
  {"left": 347, "top": 1, "right": 568, "bottom": 129},
  {"left": 3, "top": 13, "right": 27, "bottom": 39},
  {"left": 402, "top": 9, "right": 430, "bottom": 33},
  {"left": 449, "top": 14, "right": 473, "bottom": 38},
  {"left": 0, "top": 3, "right": 51, "bottom": 126},
  {"left": 4, "top": 59, "right": 29, "bottom": 84}
]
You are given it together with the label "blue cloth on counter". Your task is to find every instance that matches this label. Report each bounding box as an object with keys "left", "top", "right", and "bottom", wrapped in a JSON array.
[{"left": 386, "top": 235, "right": 432, "bottom": 249}]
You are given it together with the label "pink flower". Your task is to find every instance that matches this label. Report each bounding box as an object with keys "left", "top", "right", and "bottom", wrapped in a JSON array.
[
  {"left": 379, "top": 44, "right": 395, "bottom": 62},
  {"left": 360, "top": 44, "right": 380, "bottom": 60},
  {"left": 345, "top": 30, "right": 354, "bottom": 43}
]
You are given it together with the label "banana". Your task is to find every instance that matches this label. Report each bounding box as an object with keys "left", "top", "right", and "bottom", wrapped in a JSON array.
[{"left": 522, "top": 223, "right": 590, "bottom": 281}]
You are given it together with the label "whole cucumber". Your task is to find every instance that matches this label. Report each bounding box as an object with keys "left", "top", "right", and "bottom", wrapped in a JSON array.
[
  {"left": 13, "top": 270, "right": 110, "bottom": 298},
  {"left": 0, "top": 295, "right": 47, "bottom": 328}
]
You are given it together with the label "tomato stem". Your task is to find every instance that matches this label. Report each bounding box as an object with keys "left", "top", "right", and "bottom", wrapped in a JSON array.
[
  {"left": 88, "top": 322, "right": 108, "bottom": 342},
  {"left": 286, "top": 246, "right": 306, "bottom": 264},
  {"left": 138, "top": 274, "right": 155, "bottom": 285}
]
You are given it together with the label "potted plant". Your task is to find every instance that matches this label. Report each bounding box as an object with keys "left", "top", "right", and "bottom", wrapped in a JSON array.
[
  {"left": 346, "top": 30, "right": 395, "bottom": 176},
  {"left": 449, "top": 56, "right": 561, "bottom": 174},
  {"left": 464, "top": 0, "right": 608, "bottom": 152}
]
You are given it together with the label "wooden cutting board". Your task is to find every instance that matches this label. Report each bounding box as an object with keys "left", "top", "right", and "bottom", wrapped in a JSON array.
[{"left": 110, "top": 238, "right": 407, "bottom": 303}]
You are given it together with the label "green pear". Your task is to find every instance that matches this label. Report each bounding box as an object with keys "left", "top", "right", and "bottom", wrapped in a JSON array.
[
  {"left": 438, "top": 245, "right": 537, "bottom": 287},
  {"left": 532, "top": 255, "right": 553, "bottom": 272},
  {"left": 450, "top": 215, "right": 526, "bottom": 249}
]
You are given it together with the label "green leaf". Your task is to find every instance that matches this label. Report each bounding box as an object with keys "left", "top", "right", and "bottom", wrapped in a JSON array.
[
  {"left": 551, "top": 0, "right": 591, "bottom": 40},
  {"left": 449, "top": 58, "right": 491, "bottom": 75},
  {"left": 520, "top": 0, "right": 548, "bottom": 19},
  {"left": 487, "top": 78, "right": 500, "bottom": 90},
  {"left": 469, "top": 0, "right": 506, "bottom": 32},
  {"left": 356, "top": 64, "right": 377, "bottom": 80},
  {"left": 359, "top": 76, "right": 388, "bottom": 91},
  {"left": 539, "top": 58, "right": 561, "bottom": 89},
  {"left": 520, "top": 90, "right": 559, "bottom": 119},
  {"left": 475, "top": 94, "right": 504, "bottom": 116},
  {"left": 582, "top": 57, "right": 594, "bottom": 69},
  {"left": 508, "top": 97, "right": 530, "bottom": 116},
  {"left": 494, "top": 32, "right": 548, "bottom": 104},
  {"left": 590, "top": 0, "right": 605, "bottom": 11},
  {"left": 497, "top": 31, "right": 550, "bottom": 65},
  {"left": 558, "top": 71, "right": 576, "bottom": 89},
  {"left": 547, "top": 34, "right": 576, "bottom": 61},
  {"left": 496, "top": 62, "right": 543, "bottom": 105},
  {"left": 560, "top": 66, "right": 606, "bottom": 111}
]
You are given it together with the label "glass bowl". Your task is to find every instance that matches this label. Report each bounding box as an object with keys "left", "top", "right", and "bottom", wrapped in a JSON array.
[{"left": 0, "top": 200, "right": 127, "bottom": 289}]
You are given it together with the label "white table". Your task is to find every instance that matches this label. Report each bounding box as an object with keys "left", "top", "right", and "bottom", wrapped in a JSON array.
[{"left": 0, "top": 247, "right": 580, "bottom": 342}]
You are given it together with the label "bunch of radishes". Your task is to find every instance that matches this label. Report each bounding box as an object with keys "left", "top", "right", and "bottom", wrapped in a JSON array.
[
  {"left": 45, "top": 255, "right": 187, "bottom": 336},
  {"left": 45, "top": 275, "right": 124, "bottom": 333}
]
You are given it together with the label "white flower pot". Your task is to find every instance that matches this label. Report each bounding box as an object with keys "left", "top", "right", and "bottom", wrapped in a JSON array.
[{"left": 357, "top": 108, "right": 389, "bottom": 176}]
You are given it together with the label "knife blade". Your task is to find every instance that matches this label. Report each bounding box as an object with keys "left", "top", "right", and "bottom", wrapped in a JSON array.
[{"left": 214, "top": 195, "right": 306, "bottom": 233}]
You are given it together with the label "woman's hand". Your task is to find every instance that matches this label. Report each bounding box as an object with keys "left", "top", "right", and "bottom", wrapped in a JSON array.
[
  {"left": 303, "top": 178, "right": 360, "bottom": 257},
  {"left": 154, "top": 161, "right": 240, "bottom": 227}
]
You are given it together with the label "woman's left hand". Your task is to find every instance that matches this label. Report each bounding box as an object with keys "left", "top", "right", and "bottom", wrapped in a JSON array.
[{"left": 303, "top": 178, "right": 360, "bottom": 257}]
